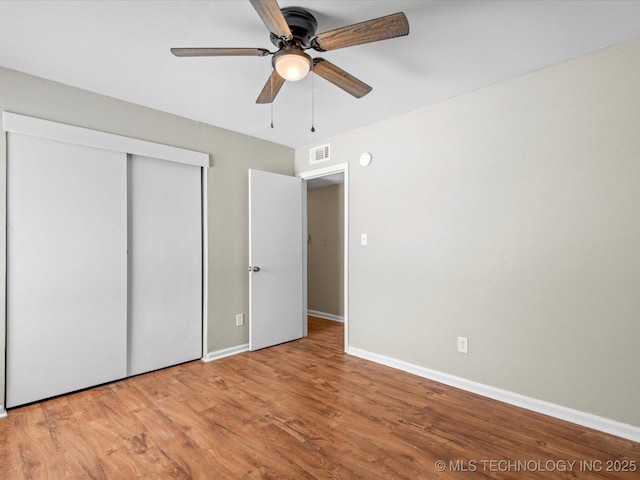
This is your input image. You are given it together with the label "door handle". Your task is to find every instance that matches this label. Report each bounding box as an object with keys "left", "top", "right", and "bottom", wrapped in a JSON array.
[{"left": 248, "top": 266, "right": 261, "bottom": 272}]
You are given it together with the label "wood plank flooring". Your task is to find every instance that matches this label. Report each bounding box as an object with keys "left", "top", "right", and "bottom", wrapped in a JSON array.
[{"left": 1, "top": 316, "right": 638, "bottom": 479}]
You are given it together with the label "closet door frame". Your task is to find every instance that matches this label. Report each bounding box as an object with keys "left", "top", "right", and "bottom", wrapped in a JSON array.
[{"left": 2, "top": 112, "right": 210, "bottom": 410}]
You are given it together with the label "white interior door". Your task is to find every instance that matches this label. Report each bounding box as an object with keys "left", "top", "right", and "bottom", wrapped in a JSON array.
[
  {"left": 6, "top": 134, "right": 128, "bottom": 408},
  {"left": 127, "top": 155, "right": 203, "bottom": 376},
  {"left": 249, "top": 169, "right": 304, "bottom": 351}
]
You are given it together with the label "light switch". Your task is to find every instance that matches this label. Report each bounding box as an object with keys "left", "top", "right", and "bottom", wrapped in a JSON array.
[{"left": 361, "top": 233, "right": 368, "bottom": 246}]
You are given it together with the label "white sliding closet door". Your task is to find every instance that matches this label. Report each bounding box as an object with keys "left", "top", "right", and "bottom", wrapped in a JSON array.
[
  {"left": 6, "top": 134, "right": 128, "bottom": 408},
  {"left": 127, "top": 155, "right": 202, "bottom": 376}
]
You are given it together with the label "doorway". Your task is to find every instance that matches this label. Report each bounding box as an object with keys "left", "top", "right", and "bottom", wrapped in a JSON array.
[{"left": 299, "top": 163, "right": 349, "bottom": 351}]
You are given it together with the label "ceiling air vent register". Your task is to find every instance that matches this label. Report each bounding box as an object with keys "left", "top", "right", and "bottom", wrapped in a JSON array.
[{"left": 309, "top": 144, "right": 330, "bottom": 164}]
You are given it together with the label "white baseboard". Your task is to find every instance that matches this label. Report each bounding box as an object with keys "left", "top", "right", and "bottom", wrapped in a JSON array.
[
  {"left": 347, "top": 346, "right": 640, "bottom": 443},
  {"left": 202, "top": 343, "right": 250, "bottom": 362},
  {"left": 308, "top": 310, "right": 344, "bottom": 323},
  {"left": 0, "top": 405, "right": 6, "bottom": 419}
]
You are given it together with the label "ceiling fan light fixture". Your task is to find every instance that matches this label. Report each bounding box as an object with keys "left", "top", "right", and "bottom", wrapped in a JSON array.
[{"left": 273, "top": 49, "right": 312, "bottom": 81}]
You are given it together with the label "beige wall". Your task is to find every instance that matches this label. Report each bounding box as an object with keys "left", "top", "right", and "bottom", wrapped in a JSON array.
[
  {"left": 307, "top": 184, "right": 344, "bottom": 317},
  {"left": 295, "top": 38, "right": 640, "bottom": 427},
  {"left": 0, "top": 66, "right": 294, "bottom": 406}
]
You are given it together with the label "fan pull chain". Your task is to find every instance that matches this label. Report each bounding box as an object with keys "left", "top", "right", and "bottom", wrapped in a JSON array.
[
  {"left": 310, "top": 61, "right": 315, "bottom": 133},
  {"left": 270, "top": 71, "right": 274, "bottom": 128}
]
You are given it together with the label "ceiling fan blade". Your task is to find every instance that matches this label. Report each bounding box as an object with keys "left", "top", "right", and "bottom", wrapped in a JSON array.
[
  {"left": 249, "top": 0, "right": 292, "bottom": 39},
  {"left": 311, "top": 12, "right": 409, "bottom": 52},
  {"left": 256, "top": 70, "right": 286, "bottom": 104},
  {"left": 312, "top": 58, "right": 372, "bottom": 98},
  {"left": 171, "top": 47, "right": 271, "bottom": 57}
]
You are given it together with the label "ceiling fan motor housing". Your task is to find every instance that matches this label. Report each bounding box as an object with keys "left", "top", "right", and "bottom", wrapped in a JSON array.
[{"left": 270, "top": 7, "right": 318, "bottom": 49}]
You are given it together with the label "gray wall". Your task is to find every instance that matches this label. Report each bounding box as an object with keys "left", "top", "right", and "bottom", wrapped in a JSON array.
[
  {"left": 307, "top": 184, "right": 344, "bottom": 317},
  {"left": 0, "top": 66, "right": 294, "bottom": 405},
  {"left": 295, "top": 38, "right": 640, "bottom": 427}
]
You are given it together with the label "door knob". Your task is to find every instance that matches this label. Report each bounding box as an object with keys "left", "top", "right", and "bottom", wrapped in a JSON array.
[{"left": 248, "top": 266, "right": 260, "bottom": 272}]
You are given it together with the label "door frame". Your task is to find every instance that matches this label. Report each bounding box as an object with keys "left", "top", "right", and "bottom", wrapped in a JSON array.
[{"left": 298, "top": 163, "right": 349, "bottom": 352}]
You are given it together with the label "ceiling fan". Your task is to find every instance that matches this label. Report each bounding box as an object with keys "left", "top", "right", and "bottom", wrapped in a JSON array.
[{"left": 171, "top": 0, "right": 409, "bottom": 104}]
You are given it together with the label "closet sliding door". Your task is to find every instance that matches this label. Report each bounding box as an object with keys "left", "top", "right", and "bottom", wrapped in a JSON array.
[
  {"left": 4, "top": 112, "right": 208, "bottom": 408},
  {"left": 127, "top": 154, "right": 202, "bottom": 376},
  {"left": 6, "top": 134, "right": 128, "bottom": 408}
]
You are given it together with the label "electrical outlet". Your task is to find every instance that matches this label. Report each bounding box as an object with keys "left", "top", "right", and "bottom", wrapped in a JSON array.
[
  {"left": 361, "top": 233, "right": 368, "bottom": 246},
  {"left": 235, "top": 314, "right": 244, "bottom": 327},
  {"left": 457, "top": 336, "right": 469, "bottom": 354}
]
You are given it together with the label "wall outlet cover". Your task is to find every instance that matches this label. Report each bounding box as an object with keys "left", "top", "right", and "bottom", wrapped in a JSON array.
[{"left": 457, "top": 336, "right": 469, "bottom": 354}]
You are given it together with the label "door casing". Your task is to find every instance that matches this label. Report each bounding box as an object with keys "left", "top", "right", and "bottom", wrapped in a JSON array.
[{"left": 298, "top": 163, "right": 349, "bottom": 351}]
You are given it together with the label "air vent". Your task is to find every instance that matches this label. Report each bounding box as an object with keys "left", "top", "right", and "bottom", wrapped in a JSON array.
[{"left": 309, "top": 143, "right": 330, "bottom": 164}]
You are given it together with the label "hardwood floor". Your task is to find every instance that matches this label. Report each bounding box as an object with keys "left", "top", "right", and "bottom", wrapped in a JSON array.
[{"left": 1, "top": 316, "right": 638, "bottom": 479}]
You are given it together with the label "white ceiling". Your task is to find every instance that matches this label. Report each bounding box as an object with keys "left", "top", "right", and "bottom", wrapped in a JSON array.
[{"left": 1, "top": 1, "right": 640, "bottom": 148}]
